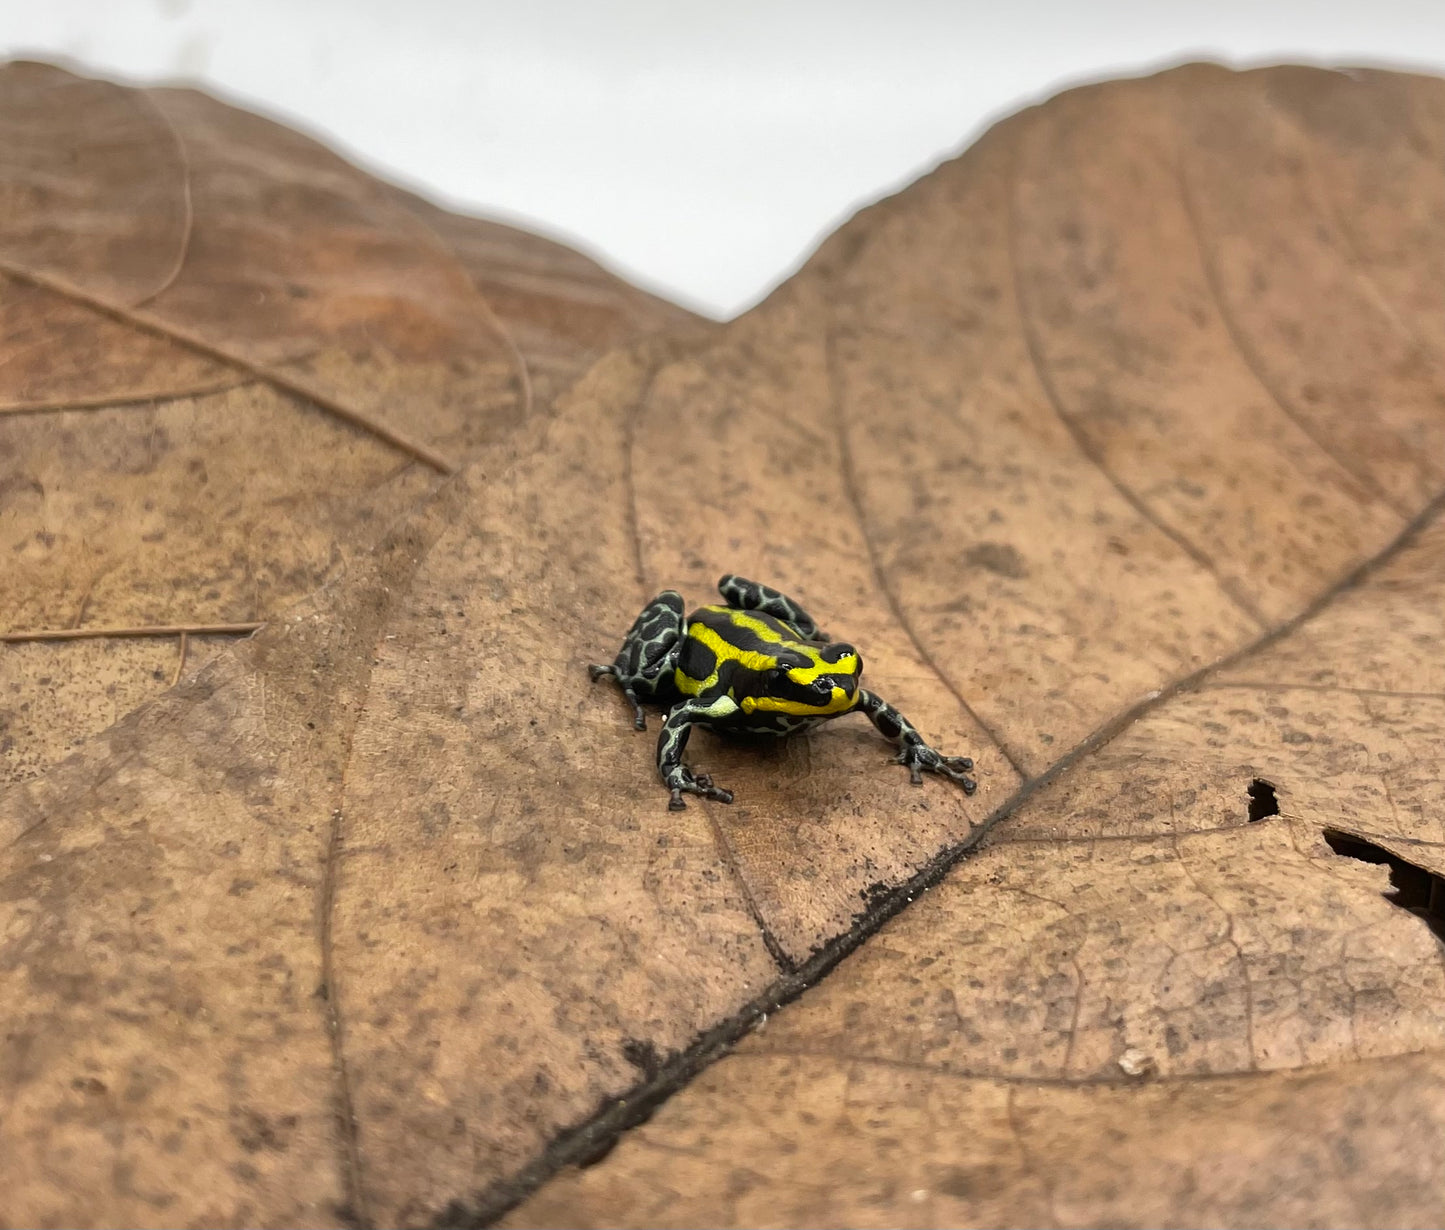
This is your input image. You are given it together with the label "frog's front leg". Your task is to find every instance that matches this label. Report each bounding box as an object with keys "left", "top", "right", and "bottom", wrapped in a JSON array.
[
  {"left": 656, "top": 695, "right": 739, "bottom": 810},
  {"left": 856, "top": 689, "right": 977, "bottom": 795},
  {"left": 589, "top": 590, "right": 685, "bottom": 730},
  {"left": 718, "top": 573, "right": 828, "bottom": 641}
]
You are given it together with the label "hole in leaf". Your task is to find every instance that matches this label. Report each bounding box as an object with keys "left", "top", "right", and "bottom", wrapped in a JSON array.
[
  {"left": 1246, "top": 778, "right": 1279, "bottom": 822},
  {"left": 1323, "top": 830, "right": 1445, "bottom": 944}
]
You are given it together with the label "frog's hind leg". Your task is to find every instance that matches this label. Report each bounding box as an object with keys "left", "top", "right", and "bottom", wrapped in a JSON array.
[
  {"left": 855, "top": 688, "right": 977, "bottom": 795},
  {"left": 589, "top": 590, "right": 685, "bottom": 730},
  {"left": 717, "top": 574, "right": 827, "bottom": 641}
]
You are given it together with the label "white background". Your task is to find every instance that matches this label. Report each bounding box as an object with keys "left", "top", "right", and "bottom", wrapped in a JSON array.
[{"left": 3, "top": 1, "right": 1442, "bottom": 318}]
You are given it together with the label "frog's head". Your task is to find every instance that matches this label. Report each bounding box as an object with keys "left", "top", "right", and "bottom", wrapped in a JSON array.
[{"left": 741, "top": 641, "right": 862, "bottom": 717}]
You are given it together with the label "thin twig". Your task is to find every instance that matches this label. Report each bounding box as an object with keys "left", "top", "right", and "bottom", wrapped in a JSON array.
[
  {"left": 0, "top": 261, "right": 458, "bottom": 474},
  {"left": 0, "top": 375, "right": 254, "bottom": 416},
  {"left": 2, "top": 621, "right": 264, "bottom": 643}
]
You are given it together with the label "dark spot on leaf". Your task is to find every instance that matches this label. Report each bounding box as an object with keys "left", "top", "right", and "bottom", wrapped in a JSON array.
[
  {"left": 621, "top": 1038, "right": 661, "bottom": 1079},
  {"left": 859, "top": 880, "right": 893, "bottom": 910},
  {"left": 231, "top": 1107, "right": 294, "bottom": 1153},
  {"left": 962, "top": 541, "right": 1029, "bottom": 579}
]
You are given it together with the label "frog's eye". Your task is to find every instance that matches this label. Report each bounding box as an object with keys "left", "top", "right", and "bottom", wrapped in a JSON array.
[{"left": 821, "top": 642, "right": 860, "bottom": 669}]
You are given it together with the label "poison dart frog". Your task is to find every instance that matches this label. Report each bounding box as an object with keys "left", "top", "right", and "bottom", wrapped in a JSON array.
[{"left": 589, "top": 574, "right": 978, "bottom": 810}]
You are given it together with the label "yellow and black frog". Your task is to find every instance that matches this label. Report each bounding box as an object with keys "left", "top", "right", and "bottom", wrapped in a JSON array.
[{"left": 590, "top": 574, "right": 978, "bottom": 810}]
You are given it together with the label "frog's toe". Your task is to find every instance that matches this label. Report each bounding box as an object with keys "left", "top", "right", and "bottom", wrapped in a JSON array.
[
  {"left": 666, "top": 772, "right": 734, "bottom": 809},
  {"left": 896, "top": 746, "right": 978, "bottom": 794},
  {"left": 667, "top": 787, "right": 734, "bottom": 810},
  {"left": 891, "top": 748, "right": 926, "bottom": 784},
  {"left": 937, "top": 758, "right": 979, "bottom": 794},
  {"left": 690, "top": 773, "right": 734, "bottom": 805}
]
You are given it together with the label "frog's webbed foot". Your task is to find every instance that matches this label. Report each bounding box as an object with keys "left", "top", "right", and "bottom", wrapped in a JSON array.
[
  {"left": 658, "top": 694, "right": 742, "bottom": 809},
  {"left": 589, "top": 662, "right": 648, "bottom": 729},
  {"left": 666, "top": 769, "right": 735, "bottom": 811},
  {"left": 893, "top": 744, "right": 977, "bottom": 794},
  {"left": 857, "top": 688, "right": 977, "bottom": 796}
]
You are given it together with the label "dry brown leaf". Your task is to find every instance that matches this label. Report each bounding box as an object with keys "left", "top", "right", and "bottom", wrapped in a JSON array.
[
  {"left": 506, "top": 515, "right": 1445, "bottom": 1229},
  {"left": 0, "top": 60, "right": 695, "bottom": 785},
  {"left": 3, "top": 58, "right": 1445, "bottom": 1230},
  {"left": 502, "top": 65, "right": 1445, "bottom": 1228}
]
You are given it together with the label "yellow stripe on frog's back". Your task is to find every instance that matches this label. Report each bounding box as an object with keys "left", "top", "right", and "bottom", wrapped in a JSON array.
[
  {"left": 675, "top": 611, "right": 777, "bottom": 696},
  {"left": 724, "top": 608, "right": 857, "bottom": 685},
  {"left": 675, "top": 605, "right": 859, "bottom": 702}
]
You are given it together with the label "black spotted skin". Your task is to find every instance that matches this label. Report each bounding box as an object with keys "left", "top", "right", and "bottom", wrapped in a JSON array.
[
  {"left": 716, "top": 574, "right": 827, "bottom": 641},
  {"left": 589, "top": 575, "right": 977, "bottom": 810},
  {"left": 587, "top": 589, "right": 684, "bottom": 728}
]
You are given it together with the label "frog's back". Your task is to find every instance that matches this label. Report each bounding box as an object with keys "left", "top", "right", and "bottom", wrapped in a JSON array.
[
  {"left": 676, "top": 604, "right": 804, "bottom": 697},
  {"left": 676, "top": 604, "right": 837, "bottom": 739},
  {"left": 687, "top": 603, "right": 805, "bottom": 648}
]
